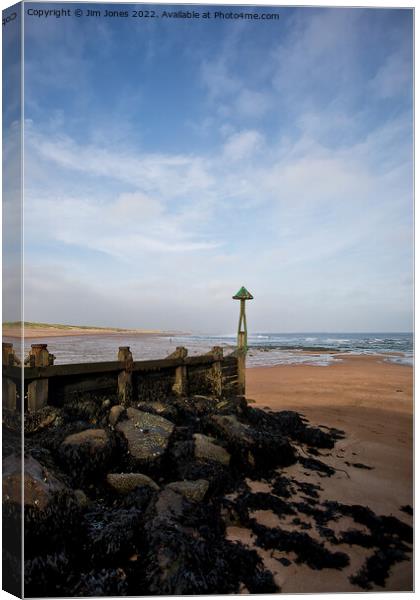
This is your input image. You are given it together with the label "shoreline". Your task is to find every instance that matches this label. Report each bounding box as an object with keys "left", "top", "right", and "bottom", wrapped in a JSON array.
[
  {"left": 2, "top": 327, "right": 187, "bottom": 339},
  {"left": 2, "top": 347, "right": 413, "bottom": 592},
  {"left": 244, "top": 355, "right": 413, "bottom": 592}
]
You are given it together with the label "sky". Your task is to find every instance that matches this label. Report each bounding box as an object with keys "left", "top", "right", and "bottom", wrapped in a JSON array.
[{"left": 11, "top": 3, "right": 414, "bottom": 332}]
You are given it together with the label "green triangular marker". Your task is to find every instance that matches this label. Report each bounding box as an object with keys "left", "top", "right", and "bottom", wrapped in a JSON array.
[{"left": 232, "top": 286, "right": 254, "bottom": 300}]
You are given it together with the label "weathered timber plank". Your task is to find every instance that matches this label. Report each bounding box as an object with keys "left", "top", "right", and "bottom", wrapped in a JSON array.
[
  {"left": 53, "top": 375, "right": 117, "bottom": 400},
  {"left": 185, "top": 355, "right": 217, "bottom": 366},
  {"left": 5, "top": 354, "right": 231, "bottom": 385}
]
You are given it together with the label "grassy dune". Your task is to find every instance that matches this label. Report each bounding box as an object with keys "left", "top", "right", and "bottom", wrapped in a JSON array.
[{"left": 2, "top": 321, "right": 168, "bottom": 338}]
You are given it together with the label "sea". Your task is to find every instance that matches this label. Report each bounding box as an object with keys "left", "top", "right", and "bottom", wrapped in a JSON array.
[{"left": 14, "top": 332, "right": 414, "bottom": 367}]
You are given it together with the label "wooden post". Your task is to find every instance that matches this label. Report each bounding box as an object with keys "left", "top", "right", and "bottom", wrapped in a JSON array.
[
  {"left": 237, "top": 335, "right": 246, "bottom": 396},
  {"left": 232, "top": 287, "right": 254, "bottom": 397},
  {"left": 237, "top": 299, "right": 248, "bottom": 350},
  {"left": 168, "top": 346, "right": 188, "bottom": 397},
  {"left": 2, "top": 343, "right": 17, "bottom": 411},
  {"left": 209, "top": 346, "right": 223, "bottom": 397},
  {"left": 27, "top": 344, "right": 53, "bottom": 412},
  {"left": 118, "top": 346, "right": 133, "bottom": 406}
]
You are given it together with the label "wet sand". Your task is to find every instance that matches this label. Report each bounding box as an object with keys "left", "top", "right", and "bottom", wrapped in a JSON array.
[{"left": 239, "top": 355, "right": 413, "bottom": 592}]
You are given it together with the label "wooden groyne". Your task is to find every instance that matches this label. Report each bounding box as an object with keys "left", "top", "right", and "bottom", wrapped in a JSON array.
[{"left": 2, "top": 342, "right": 242, "bottom": 413}]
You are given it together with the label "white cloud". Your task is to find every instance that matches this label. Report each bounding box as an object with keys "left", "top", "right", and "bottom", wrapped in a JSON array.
[
  {"left": 223, "top": 130, "right": 264, "bottom": 161},
  {"left": 26, "top": 123, "right": 215, "bottom": 199},
  {"left": 23, "top": 96, "right": 412, "bottom": 331}
]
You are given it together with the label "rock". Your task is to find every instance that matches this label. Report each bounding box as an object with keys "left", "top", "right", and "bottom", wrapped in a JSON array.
[
  {"left": 24, "top": 406, "right": 64, "bottom": 434},
  {"left": 61, "top": 429, "right": 110, "bottom": 453},
  {"left": 209, "top": 415, "right": 253, "bottom": 446},
  {"left": 136, "top": 401, "right": 177, "bottom": 420},
  {"left": 154, "top": 487, "right": 186, "bottom": 520},
  {"left": 166, "top": 479, "right": 209, "bottom": 503},
  {"left": 109, "top": 405, "right": 125, "bottom": 427},
  {"left": 3, "top": 454, "right": 65, "bottom": 511},
  {"left": 106, "top": 473, "right": 159, "bottom": 494},
  {"left": 209, "top": 412, "right": 296, "bottom": 470},
  {"left": 116, "top": 408, "right": 174, "bottom": 465},
  {"left": 193, "top": 433, "right": 230, "bottom": 466},
  {"left": 62, "top": 396, "right": 113, "bottom": 424},
  {"left": 174, "top": 395, "right": 218, "bottom": 417},
  {"left": 74, "top": 489, "right": 89, "bottom": 507},
  {"left": 59, "top": 429, "right": 114, "bottom": 482}
]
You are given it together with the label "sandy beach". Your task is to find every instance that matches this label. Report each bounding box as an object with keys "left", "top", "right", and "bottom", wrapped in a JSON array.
[
  {"left": 2, "top": 324, "right": 174, "bottom": 339},
  {"left": 233, "top": 355, "right": 414, "bottom": 592}
]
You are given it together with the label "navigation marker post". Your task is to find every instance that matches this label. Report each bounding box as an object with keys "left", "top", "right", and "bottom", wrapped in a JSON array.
[{"left": 232, "top": 286, "right": 254, "bottom": 395}]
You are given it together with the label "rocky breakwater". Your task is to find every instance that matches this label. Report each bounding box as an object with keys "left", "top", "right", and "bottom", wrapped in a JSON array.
[{"left": 2, "top": 391, "right": 413, "bottom": 596}]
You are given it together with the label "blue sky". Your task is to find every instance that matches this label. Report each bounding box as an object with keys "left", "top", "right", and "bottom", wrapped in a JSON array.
[{"left": 19, "top": 4, "right": 413, "bottom": 332}]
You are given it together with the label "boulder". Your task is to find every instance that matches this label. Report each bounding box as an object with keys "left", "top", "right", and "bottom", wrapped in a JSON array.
[
  {"left": 193, "top": 433, "right": 230, "bottom": 466},
  {"left": 173, "top": 395, "right": 218, "bottom": 417},
  {"left": 209, "top": 415, "right": 253, "bottom": 447},
  {"left": 3, "top": 454, "right": 66, "bottom": 511},
  {"left": 24, "top": 406, "right": 64, "bottom": 434},
  {"left": 59, "top": 428, "right": 114, "bottom": 481},
  {"left": 136, "top": 401, "right": 177, "bottom": 420},
  {"left": 109, "top": 405, "right": 125, "bottom": 427},
  {"left": 209, "top": 413, "right": 296, "bottom": 469},
  {"left": 166, "top": 479, "right": 209, "bottom": 503},
  {"left": 154, "top": 487, "right": 186, "bottom": 520},
  {"left": 106, "top": 472, "right": 159, "bottom": 494},
  {"left": 116, "top": 408, "right": 174, "bottom": 465},
  {"left": 61, "top": 429, "right": 110, "bottom": 453},
  {"left": 74, "top": 489, "right": 90, "bottom": 507}
]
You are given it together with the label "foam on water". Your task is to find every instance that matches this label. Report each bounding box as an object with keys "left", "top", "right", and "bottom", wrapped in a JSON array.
[{"left": 7, "top": 331, "right": 412, "bottom": 367}]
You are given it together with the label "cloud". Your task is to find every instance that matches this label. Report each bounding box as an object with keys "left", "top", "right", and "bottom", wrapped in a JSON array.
[
  {"left": 200, "top": 55, "right": 272, "bottom": 121},
  {"left": 223, "top": 130, "right": 264, "bottom": 161},
  {"left": 21, "top": 8, "right": 413, "bottom": 331},
  {"left": 26, "top": 125, "right": 214, "bottom": 199},
  {"left": 24, "top": 108, "right": 411, "bottom": 273},
  {"left": 369, "top": 51, "right": 412, "bottom": 99},
  {"left": 236, "top": 89, "right": 272, "bottom": 118},
  {"left": 25, "top": 192, "right": 222, "bottom": 258}
]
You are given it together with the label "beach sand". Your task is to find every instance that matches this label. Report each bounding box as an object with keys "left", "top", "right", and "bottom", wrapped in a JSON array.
[
  {"left": 232, "top": 355, "right": 414, "bottom": 593},
  {"left": 2, "top": 326, "right": 169, "bottom": 339}
]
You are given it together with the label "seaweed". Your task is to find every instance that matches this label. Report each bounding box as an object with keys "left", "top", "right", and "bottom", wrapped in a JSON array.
[
  {"left": 2, "top": 393, "right": 411, "bottom": 596},
  {"left": 251, "top": 522, "right": 350, "bottom": 570}
]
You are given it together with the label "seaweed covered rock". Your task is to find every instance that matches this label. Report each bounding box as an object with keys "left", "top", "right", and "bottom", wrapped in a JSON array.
[
  {"left": 24, "top": 406, "right": 64, "bottom": 434},
  {"left": 108, "top": 405, "right": 125, "bottom": 427},
  {"left": 208, "top": 413, "right": 296, "bottom": 470},
  {"left": 11, "top": 382, "right": 411, "bottom": 596},
  {"left": 62, "top": 394, "right": 116, "bottom": 425},
  {"left": 116, "top": 408, "right": 174, "bottom": 466},
  {"left": 5, "top": 456, "right": 82, "bottom": 561},
  {"left": 62, "top": 428, "right": 110, "bottom": 453},
  {"left": 25, "top": 552, "right": 75, "bottom": 597},
  {"left": 142, "top": 488, "right": 277, "bottom": 594},
  {"left": 59, "top": 428, "right": 114, "bottom": 482},
  {"left": 209, "top": 415, "right": 254, "bottom": 446},
  {"left": 193, "top": 433, "right": 231, "bottom": 465},
  {"left": 106, "top": 472, "right": 159, "bottom": 494},
  {"left": 136, "top": 401, "right": 178, "bottom": 421},
  {"left": 249, "top": 409, "right": 344, "bottom": 449},
  {"left": 166, "top": 479, "right": 209, "bottom": 503},
  {"left": 72, "top": 568, "right": 129, "bottom": 597},
  {"left": 3, "top": 454, "right": 66, "bottom": 511},
  {"left": 171, "top": 395, "right": 247, "bottom": 423},
  {"left": 82, "top": 504, "right": 147, "bottom": 567}
]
